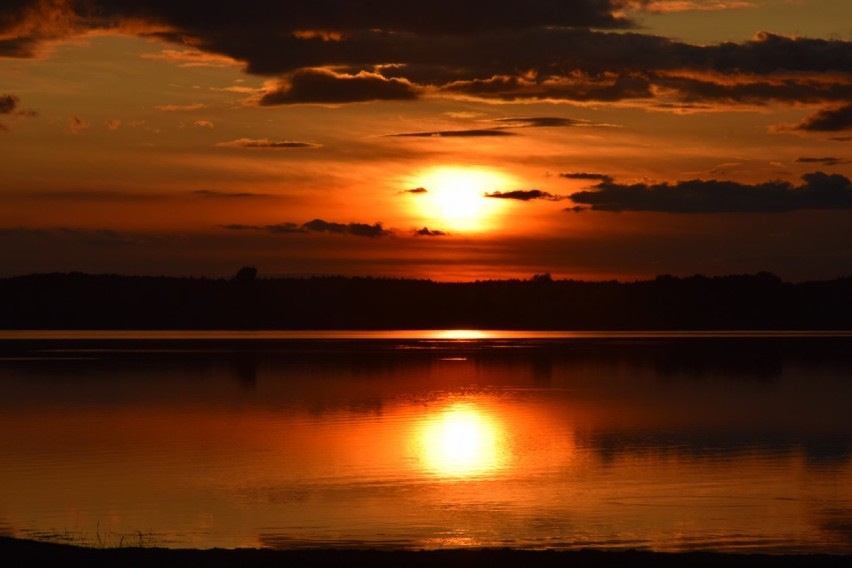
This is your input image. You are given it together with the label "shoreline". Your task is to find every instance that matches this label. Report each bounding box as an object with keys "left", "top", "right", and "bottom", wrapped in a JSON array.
[{"left": 2, "top": 538, "right": 851, "bottom": 568}]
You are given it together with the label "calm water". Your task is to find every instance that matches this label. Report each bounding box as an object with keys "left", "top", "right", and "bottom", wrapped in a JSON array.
[{"left": 1, "top": 331, "right": 851, "bottom": 552}]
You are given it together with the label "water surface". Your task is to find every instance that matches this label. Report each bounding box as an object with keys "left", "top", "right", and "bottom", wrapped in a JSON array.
[{"left": 1, "top": 332, "right": 850, "bottom": 552}]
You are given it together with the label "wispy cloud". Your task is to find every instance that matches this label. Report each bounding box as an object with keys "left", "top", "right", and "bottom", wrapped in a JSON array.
[
  {"left": 795, "top": 157, "right": 849, "bottom": 166},
  {"left": 388, "top": 128, "right": 515, "bottom": 138},
  {"left": 155, "top": 103, "right": 207, "bottom": 112},
  {"left": 485, "top": 190, "right": 565, "bottom": 201},
  {"left": 626, "top": 1, "right": 756, "bottom": 13},
  {"left": 224, "top": 218, "right": 393, "bottom": 237},
  {"left": 492, "top": 117, "right": 583, "bottom": 128},
  {"left": 67, "top": 116, "right": 89, "bottom": 134},
  {"left": 216, "top": 138, "right": 320, "bottom": 149},
  {"left": 559, "top": 172, "right": 615, "bottom": 183},
  {"left": 141, "top": 49, "right": 239, "bottom": 68},
  {"left": 193, "top": 190, "right": 273, "bottom": 199}
]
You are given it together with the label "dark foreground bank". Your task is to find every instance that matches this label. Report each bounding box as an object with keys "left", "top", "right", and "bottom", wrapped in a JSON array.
[{"left": 2, "top": 538, "right": 850, "bottom": 568}]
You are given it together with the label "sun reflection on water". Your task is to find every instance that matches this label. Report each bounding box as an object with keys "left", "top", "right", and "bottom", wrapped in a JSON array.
[{"left": 417, "top": 402, "right": 505, "bottom": 479}]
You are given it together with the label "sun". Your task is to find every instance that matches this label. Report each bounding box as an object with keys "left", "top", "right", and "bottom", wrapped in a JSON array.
[{"left": 407, "top": 166, "right": 513, "bottom": 232}]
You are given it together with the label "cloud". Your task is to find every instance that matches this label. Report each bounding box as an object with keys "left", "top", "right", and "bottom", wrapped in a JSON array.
[
  {"left": 387, "top": 116, "right": 590, "bottom": 137},
  {"left": 302, "top": 218, "right": 392, "bottom": 237},
  {"left": 67, "top": 116, "right": 89, "bottom": 134},
  {"left": 193, "top": 190, "right": 272, "bottom": 199},
  {"left": 485, "top": 190, "right": 565, "bottom": 201},
  {"left": 0, "top": 93, "right": 17, "bottom": 130},
  {"left": 0, "top": 93, "right": 36, "bottom": 129},
  {"left": 414, "top": 227, "right": 448, "bottom": 236},
  {"left": 193, "top": 119, "right": 214, "bottom": 128},
  {"left": 795, "top": 157, "right": 848, "bottom": 166},
  {"left": 492, "top": 117, "right": 583, "bottom": 128},
  {"left": 141, "top": 48, "right": 238, "bottom": 68},
  {"left": 224, "top": 218, "right": 393, "bottom": 237},
  {"left": 401, "top": 187, "right": 428, "bottom": 194},
  {"left": 628, "top": 1, "right": 756, "bottom": 13},
  {"left": 388, "top": 128, "right": 515, "bottom": 138},
  {"left": 0, "top": 94, "right": 17, "bottom": 114},
  {"left": 155, "top": 103, "right": 207, "bottom": 112},
  {"left": 569, "top": 172, "right": 852, "bottom": 213},
  {"left": 106, "top": 118, "right": 121, "bottom": 130},
  {"left": 260, "top": 69, "right": 418, "bottom": 105},
  {"left": 2, "top": 3, "right": 849, "bottom": 109},
  {"left": 216, "top": 138, "right": 319, "bottom": 149},
  {"left": 795, "top": 104, "right": 852, "bottom": 132},
  {"left": 559, "top": 172, "right": 615, "bottom": 183}
]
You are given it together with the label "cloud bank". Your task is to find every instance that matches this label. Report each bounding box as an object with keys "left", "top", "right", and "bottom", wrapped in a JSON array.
[
  {"left": 569, "top": 172, "right": 852, "bottom": 213},
  {"left": 1, "top": 2, "right": 848, "bottom": 111}
]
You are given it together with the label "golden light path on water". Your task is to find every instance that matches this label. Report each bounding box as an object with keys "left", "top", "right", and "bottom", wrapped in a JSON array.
[{"left": 416, "top": 402, "right": 506, "bottom": 478}]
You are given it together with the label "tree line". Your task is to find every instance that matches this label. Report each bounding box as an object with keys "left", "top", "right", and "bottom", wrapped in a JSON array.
[{"left": 1, "top": 270, "right": 850, "bottom": 330}]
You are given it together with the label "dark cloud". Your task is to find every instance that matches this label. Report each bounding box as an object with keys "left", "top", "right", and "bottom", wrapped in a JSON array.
[
  {"left": 560, "top": 172, "right": 615, "bottom": 183},
  {"left": 0, "top": 93, "right": 35, "bottom": 129},
  {"left": 388, "top": 128, "right": 515, "bottom": 138},
  {"left": 193, "top": 190, "right": 272, "bottom": 199},
  {"left": 223, "top": 219, "right": 392, "bottom": 237},
  {"left": 221, "top": 224, "right": 261, "bottom": 231},
  {"left": 347, "top": 222, "right": 392, "bottom": 238},
  {"left": 302, "top": 218, "right": 392, "bottom": 237},
  {"left": 259, "top": 69, "right": 417, "bottom": 105},
  {"left": 413, "top": 227, "right": 448, "bottom": 236},
  {"left": 0, "top": 94, "right": 17, "bottom": 114},
  {"left": 1, "top": 4, "right": 849, "bottom": 107},
  {"left": 216, "top": 138, "right": 319, "bottom": 148},
  {"left": 795, "top": 157, "right": 847, "bottom": 166},
  {"left": 66, "top": 1, "right": 632, "bottom": 37},
  {"left": 439, "top": 71, "right": 656, "bottom": 103},
  {"left": 267, "top": 222, "right": 302, "bottom": 234},
  {"left": 569, "top": 172, "right": 852, "bottom": 213},
  {"left": 402, "top": 187, "right": 428, "bottom": 194},
  {"left": 795, "top": 104, "right": 852, "bottom": 132},
  {"left": 485, "top": 190, "right": 564, "bottom": 201},
  {"left": 301, "top": 218, "right": 347, "bottom": 234},
  {"left": 0, "top": 36, "right": 37, "bottom": 58}
]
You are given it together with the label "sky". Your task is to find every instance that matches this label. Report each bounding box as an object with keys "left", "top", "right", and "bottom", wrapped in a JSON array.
[{"left": 1, "top": 0, "right": 851, "bottom": 282}]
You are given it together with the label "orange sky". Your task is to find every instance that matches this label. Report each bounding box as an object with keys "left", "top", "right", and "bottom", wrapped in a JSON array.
[{"left": 1, "top": 1, "right": 851, "bottom": 281}]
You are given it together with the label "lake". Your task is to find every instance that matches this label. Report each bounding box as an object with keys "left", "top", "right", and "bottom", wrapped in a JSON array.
[{"left": 1, "top": 331, "right": 850, "bottom": 553}]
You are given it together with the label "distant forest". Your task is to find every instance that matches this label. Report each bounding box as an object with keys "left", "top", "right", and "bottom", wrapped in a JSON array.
[{"left": 1, "top": 270, "right": 851, "bottom": 330}]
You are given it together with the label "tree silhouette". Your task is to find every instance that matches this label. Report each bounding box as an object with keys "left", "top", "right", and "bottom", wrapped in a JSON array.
[{"left": 232, "top": 266, "right": 258, "bottom": 282}]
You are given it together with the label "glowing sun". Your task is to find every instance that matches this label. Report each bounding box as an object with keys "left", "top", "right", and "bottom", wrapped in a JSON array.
[{"left": 408, "top": 166, "right": 512, "bottom": 232}]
